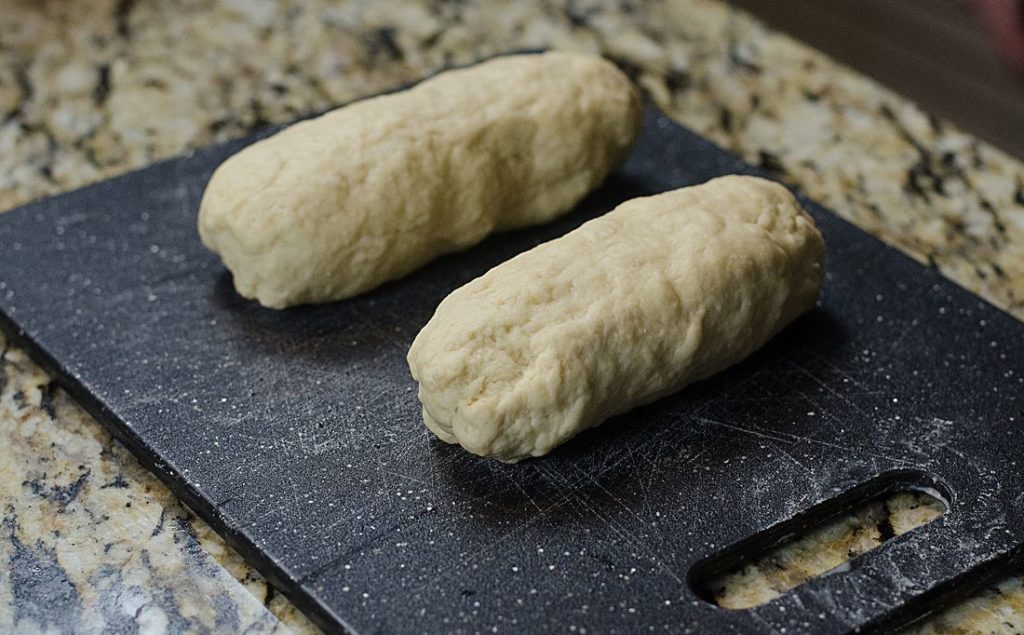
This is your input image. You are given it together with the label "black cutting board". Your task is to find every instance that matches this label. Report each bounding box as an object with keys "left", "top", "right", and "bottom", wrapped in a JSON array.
[{"left": 2, "top": 103, "right": 1023, "bottom": 634}]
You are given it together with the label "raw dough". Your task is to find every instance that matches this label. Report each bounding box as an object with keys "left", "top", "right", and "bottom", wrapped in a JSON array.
[
  {"left": 198, "top": 51, "right": 641, "bottom": 308},
  {"left": 407, "top": 175, "right": 825, "bottom": 462}
]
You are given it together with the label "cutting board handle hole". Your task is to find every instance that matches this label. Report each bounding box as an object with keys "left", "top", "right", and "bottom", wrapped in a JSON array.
[{"left": 687, "top": 469, "right": 949, "bottom": 609}]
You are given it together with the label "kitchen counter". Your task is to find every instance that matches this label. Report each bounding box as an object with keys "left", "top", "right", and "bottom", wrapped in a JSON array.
[{"left": 1, "top": 1, "right": 1022, "bottom": 632}]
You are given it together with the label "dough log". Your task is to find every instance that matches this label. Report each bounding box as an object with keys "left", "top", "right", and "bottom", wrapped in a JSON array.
[
  {"left": 407, "top": 176, "right": 825, "bottom": 462},
  {"left": 198, "top": 52, "right": 641, "bottom": 308}
]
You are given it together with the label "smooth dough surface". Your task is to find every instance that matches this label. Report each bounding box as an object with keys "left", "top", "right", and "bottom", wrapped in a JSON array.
[
  {"left": 407, "top": 175, "right": 825, "bottom": 462},
  {"left": 198, "top": 51, "right": 641, "bottom": 308}
]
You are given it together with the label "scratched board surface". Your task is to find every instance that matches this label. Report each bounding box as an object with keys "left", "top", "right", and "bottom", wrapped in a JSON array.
[{"left": 1, "top": 105, "right": 1023, "bottom": 634}]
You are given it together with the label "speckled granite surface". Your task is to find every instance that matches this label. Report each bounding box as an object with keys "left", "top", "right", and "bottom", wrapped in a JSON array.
[
  {"left": 1, "top": 0, "right": 1023, "bottom": 632},
  {"left": 706, "top": 491, "right": 948, "bottom": 611},
  {"left": 0, "top": 332, "right": 315, "bottom": 633}
]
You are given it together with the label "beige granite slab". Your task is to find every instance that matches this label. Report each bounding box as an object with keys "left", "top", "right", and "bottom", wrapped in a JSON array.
[
  {"left": 0, "top": 331, "right": 316, "bottom": 633},
  {"left": 1, "top": 0, "right": 1022, "bottom": 632},
  {"left": 705, "top": 491, "right": 948, "bottom": 611}
]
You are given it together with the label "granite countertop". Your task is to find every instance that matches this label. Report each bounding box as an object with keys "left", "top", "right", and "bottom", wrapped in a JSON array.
[{"left": 1, "top": 0, "right": 1023, "bottom": 632}]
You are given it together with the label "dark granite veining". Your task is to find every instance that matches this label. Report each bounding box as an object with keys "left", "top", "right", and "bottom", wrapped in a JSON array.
[{"left": 1, "top": 0, "right": 1022, "bottom": 631}]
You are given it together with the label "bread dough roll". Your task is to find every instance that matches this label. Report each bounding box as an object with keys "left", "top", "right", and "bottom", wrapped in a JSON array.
[
  {"left": 407, "top": 175, "right": 825, "bottom": 462},
  {"left": 198, "top": 51, "right": 641, "bottom": 308}
]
